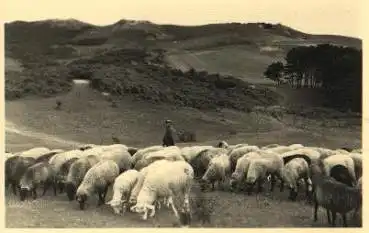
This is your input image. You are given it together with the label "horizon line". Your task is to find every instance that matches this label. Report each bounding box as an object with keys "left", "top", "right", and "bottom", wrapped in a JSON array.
[{"left": 3, "top": 17, "right": 362, "bottom": 39}]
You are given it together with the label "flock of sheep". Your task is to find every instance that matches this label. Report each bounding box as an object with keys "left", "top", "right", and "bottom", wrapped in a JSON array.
[{"left": 4, "top": 141, "right": 363, "bottom": 227}]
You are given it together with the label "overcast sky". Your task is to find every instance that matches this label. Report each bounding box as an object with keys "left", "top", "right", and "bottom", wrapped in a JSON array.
[{"left": 3, "top": 0, "right": 362, "bottom": 38}]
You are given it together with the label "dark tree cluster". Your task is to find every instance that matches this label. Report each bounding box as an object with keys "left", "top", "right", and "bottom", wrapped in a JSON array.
[{"left": 264, "top": 44, "right": 362, "bottom": 112}]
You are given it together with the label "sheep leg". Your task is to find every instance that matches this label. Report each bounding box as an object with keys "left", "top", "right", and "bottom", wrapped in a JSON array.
[
  {"left": 341, "top": 213, "right": 347, "bottom": 227},
  {"left": 32, "top": 187, "right": 38, "bottom": 200},
  {"left": 42, "top": 182, "right": 50, "bottom": 196},
  {"left": 269, "top": 175, "right": 276, "bottom": 192},
  {"left": 331, "top": 211, "right": 337, "bottom": 227},
  {"left": 11, "top": 181, "right": 17, "bottom": 196},
  {"left": 313, "top": 197, "right": 319, "bottom": 222},
  {"left": 326, "top": 210, "right": 332, "bottom": 224},
  {"left": 257, "top": 179, "right": 264, "bottom": 193},
  {"left": 52, "top": 182, "right": 57, "bottom": 196}
]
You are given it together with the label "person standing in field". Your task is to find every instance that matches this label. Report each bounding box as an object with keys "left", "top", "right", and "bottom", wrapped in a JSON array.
[{"left": 162, "top": 119, "right": 177, "bottom": 147}]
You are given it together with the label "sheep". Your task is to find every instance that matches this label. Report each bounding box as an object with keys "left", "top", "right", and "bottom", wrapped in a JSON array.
[
  {"left": 348, "top": 153, "right": 362, "bottom": 180},
  {"left": 130, "top": 160, "right": 194, "bottom": 224},
  {"left": 131, "top": 145, "right": 163, "bottom": 166},
  {"left": 17, "top": 147, "right": 51, "bottom": 159},
  {"left": 310, "top": 159, "right": 362, "bottom": 227},
  {"left": 189, "top": 147, "right": 228, "bottom": 179},
  {"left": 228, "top": 145, "right": 260, "bottom": 173},
  {"left": 280, "top": 148, "right": 320, "bottom": 165},
  {"left": 263, "top": 145, "right": 295, "bottom": 155},
  {"left": 329, "top": 164, "right": 356, "bottom": 187},
  {"left": 76, "top": 160, "right": 120, "bottom": 210},
  {"left": 261, "top": 144, "right": 280, "bottom": 150},
  {"left": 322, "top": 154, "right": 356, "bottom": 186},
  {"left": 5, "top": 156, "right": 36, "bottom": 195},
  {"left": 229, "top": 151, "right": 261, "bottom": 191},
  {"left": 281, "top": 158, "right": 312, "bottom": 201},
  {"left": 48, "top": 149, "right": 84, "bottom": 193},
  {"left": 57, "top": 157, "right": 80, "bottom": 189},
  {"left": 200, "top": 153, "right": 231, "bottom": 191},
  {"left": 144, "top": 146, "right": 184, "bottom": 161},
  {"left": 19, "top": 162, "right": 56, "bottom": 201},
  {"left": 35, "top": 150, "right": 64, "bottom": 163},
  {"left": 106, "top": 169, "right": 141, "bottom": 215},
  {"left": 244, "top": 151, "right": 284, "bottom": 195},
  {"left": 129, "top": 160, "right": 173, "bottom": 205},
  {"left": 65, "top": 155, "right": 101, "bottom": 201},
  {"left": 288, "top": 144, "right": 304, "bottom": 150},
  {"left": 99, "top": 147, "right": 132, "bottom": 173},
  {"left": 180, "top": 146, "right": 213, "bottom": 162}
]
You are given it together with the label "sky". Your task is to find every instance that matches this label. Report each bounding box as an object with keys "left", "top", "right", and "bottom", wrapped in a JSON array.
[{"left": 2, "top": 0, "right": 363, "bottom": 38}]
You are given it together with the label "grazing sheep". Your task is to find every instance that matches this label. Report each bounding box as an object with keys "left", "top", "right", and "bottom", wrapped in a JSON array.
[
  {"left": 106, "top": 169, "right": 141, "bottom": 215},
  {"left": 76, "top": 160, "right": 120, "bottom": 210},
  {"left": 131, "top": 145, "right": 163, "bottom": 166},
  {"left": 261, "top": 144, "right": 280, "bottom": 150},
  {"left": 322, "top": 154, "right": 356, "bottom": 186},
  {"left": 180, "top": 146, "right": 213, "bottom": 162},
  {"left": 245, "top": 151, "right": 284, "bottom": 195},
  {"left": 310, "top": 159, "right": 362, "bottom": 227},
  {"left": 99, "top": 147, "right": 132, "bottom": 173},
  {"left": 5, "top": 156, "right": 36, "bottom": 195},
  {"left": 200, "top": 153, "right": 231, "bottom": 191},
  {"left": 130, "top": 160, "right": 194, "bottom": 224},
  {"left": 129, "top": 160, "right": 173, "bottom": 205},
  {"left": 228, "top": 145, "right": 260, "bottom": 173},
  {"left": 189, "top": 148, "right": 228, "bottom": 179},
  {"left": 17, "top": 147, "right": 51, "bottom": 159},
  {"left": 281, "top": 158, "right": 312, "bottom": 201},
  {"left": 144, "top": 146, "right": 184, "bottom": 162},
  {"left": 49, "top": 149, "right": 84, "bottom": 193},
  {"left": 229, "top": 152, "right": 261, "bottom": 191},
  {"left": 19, "top": 162, "right": 56, "bottom": 201},
  {"left": 288, "top": 144, "right": 304, "bottom": 150},
  {"left": 65, "top": 155, "right": 101, "bottom": 201},
  {"left": 57, "top": 157, "right": 80, "bottom": 189},
  {"left": 35, "top": 150, "right": 64, "bottom": 163},
  {"left": 329, "top": 164, "right": 356, "bottom": 187}
]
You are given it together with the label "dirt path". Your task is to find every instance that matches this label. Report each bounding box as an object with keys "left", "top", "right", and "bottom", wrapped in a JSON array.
[{"left": 5, "top": 120, "right": 84, "bottom": 148}]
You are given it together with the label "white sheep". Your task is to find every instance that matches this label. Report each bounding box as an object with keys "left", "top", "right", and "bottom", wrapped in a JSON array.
[
  {"left": 322, "top": 153, "right": 356, "bottom": 186},
  {"left": 228, "top": 145, "right": 260, "bottom": 172},
  {"left": 245, "top": 151, "right": 284, "bottom": 195},
  {"left": 131, "top": 145, "right": 164, "bottom": 165},
  {"left": 229, "top": 151, "right": 261, "bottom": 190},
  {"left": 281, "top": 158, "right": 312, "bottom": 201},
  {"left": 48, "top": 149, "right": 84, "bottom": 193},
  {"left": 65, "top": 154, "right": 101, "bottom": 201},
  {"left": 106, "top": 169, "right": 142, "bottom": 215},
  {"left": 76, "top": 160, "right": 120, "bottom": 210},
  {"left": 130, "top": 160, "right": 194, "bottom": 222},
  {"left": 18, "top": 147, "right": 51, "bottom": 159},
  {"left": 144, "top": 146, "right": 183, "bottom": 161},
  {"left": 180, "top": 146, "right": 214, "bottom": 162},
  {"left": 99, "top": 147, "right": 132, "bottom": 173},
  {"left": 201, "top": 153, "right": 231, "bottom": 191}
]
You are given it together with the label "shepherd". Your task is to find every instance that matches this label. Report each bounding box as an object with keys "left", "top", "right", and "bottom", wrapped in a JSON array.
[{"left": 162, "top": 119, "right": 177, "bottom": 147}]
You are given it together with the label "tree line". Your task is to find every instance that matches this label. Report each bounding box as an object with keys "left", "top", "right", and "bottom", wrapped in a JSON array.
[{"left": 264, "top": 44, "right": 362, "bottom": 112}]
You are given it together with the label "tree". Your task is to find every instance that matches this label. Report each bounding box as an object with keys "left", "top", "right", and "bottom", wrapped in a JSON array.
[{"left": 264, "top": 61, "right": 284, "bottom": 85}]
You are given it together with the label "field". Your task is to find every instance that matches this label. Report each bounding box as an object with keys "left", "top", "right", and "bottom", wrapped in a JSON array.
[
  {"left": 4, "top": 19, "right": 362, "bottom": 228},
  {"left": 5, "top": 82, "right": 362, "bottom": 228}
]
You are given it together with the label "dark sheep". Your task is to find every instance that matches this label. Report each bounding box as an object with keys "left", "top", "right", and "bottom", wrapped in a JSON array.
[
  {"left": 329, "top": 164, "right": 355, "bottom": 187},
  {"left": 189, "top": 149, "right": 215, "bottom": 179},
  {"left": 5, "top": 156, "right": 36, "bottom": 196},
  {"left": 19, "top": 162, "right": 56, "bottom": 201},
  {"left": 310, "top": 159, "right": 362, "bottom": 227},
  {"left": 57, "top": 157, "right": 80, "bottom": 193},
  {"left": 35, "top": 151, "right": 63, "bottom": 163}
]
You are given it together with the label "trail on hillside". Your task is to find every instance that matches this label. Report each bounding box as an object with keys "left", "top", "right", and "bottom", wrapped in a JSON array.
[{"left": 5, "top": 120, "right": 84, "bottom": 147}]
